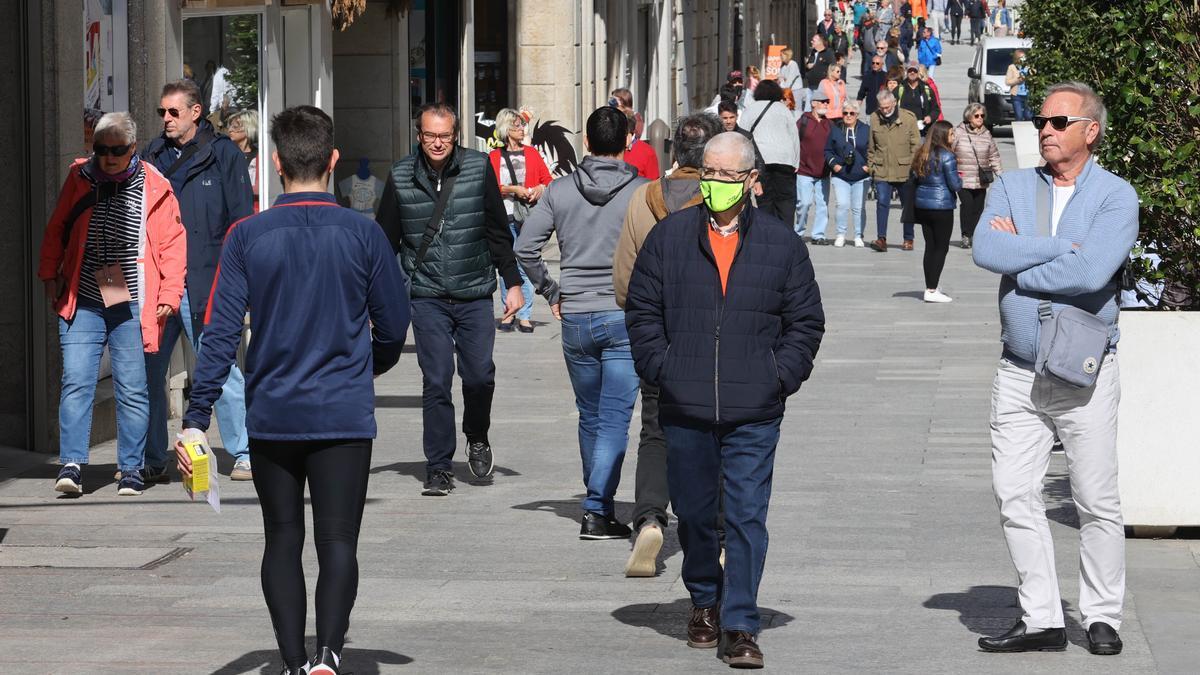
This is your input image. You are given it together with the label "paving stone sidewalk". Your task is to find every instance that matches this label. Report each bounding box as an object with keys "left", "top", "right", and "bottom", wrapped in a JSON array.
[{"left": 2, "top": 41, "right": 1197, "bottom": 674}]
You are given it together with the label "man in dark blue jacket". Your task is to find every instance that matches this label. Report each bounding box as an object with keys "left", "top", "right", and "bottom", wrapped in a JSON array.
[
  {"left": 625, "top": 132, "right": 824, "bottom": 669},
  {"left": 143, "top": 79, "right": 254, "bottom": 481},
  {"left": 179, "top": 105, "right": 410, "bottom": 674}
]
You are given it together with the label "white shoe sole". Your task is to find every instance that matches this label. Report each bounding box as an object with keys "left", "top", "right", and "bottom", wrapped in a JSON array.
[
  {"left": 624, "top": 525, "right": 664, "bottom": 577},
  {"left": 117, "top": 486, "right": 142, "bottom": 496},
  {"left": 54, "top": 478, "right": 82, "bottom": 494}
]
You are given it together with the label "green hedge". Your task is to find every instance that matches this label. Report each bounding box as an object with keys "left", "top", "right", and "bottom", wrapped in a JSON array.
[{"left": 1020, "top": 0, "right": 1200, "bottom": 308}]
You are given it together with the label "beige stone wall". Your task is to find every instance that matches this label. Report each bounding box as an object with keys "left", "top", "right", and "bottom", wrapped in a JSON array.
[{"left": 514, "top": 0, "right": 583, "bottom": 163}]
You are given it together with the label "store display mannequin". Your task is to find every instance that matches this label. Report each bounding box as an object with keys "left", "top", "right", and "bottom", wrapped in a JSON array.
[{"left": 338, "top": 158, "right": 384, "bottom": 216}]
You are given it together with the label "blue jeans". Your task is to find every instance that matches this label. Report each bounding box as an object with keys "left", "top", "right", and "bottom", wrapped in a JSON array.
[
  {"left": 794, "top": 175, "right": 830, "bottom": 238},
  {"left": 663, "top": 415, "right": 782, "bottom": 635},
  {"left": 505, "top": 220, "right": 534, "bottom": 321},
  {"left": 560, "top": 311, "right": 639, "bottom": 516},
  {"left": 58, "top": 300, "right": 148, "bottom": 472},
  {"left": 145, "top": 289, "right": 248, "bottom": 468},
  {"left": 1013, "top": 94, "right": 1032, "bottom": 121},
  {"left": 874, "top": 179, "right": 915, "bottom": 241},
  {"left": 411, "top": 297, "right": 496, "bottom": 472},
  {"left": 831, "top": 176, "right": 868, "bottom": 237}
]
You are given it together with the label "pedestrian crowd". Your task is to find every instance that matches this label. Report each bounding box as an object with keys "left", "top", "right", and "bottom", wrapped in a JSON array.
[{"left": 36, "top": 6, "right": 1136, "bottom": 668}]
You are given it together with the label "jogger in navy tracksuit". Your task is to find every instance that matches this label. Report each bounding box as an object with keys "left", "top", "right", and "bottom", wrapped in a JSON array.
[{"left": 178, "top": 106, "right": 410, "bottom": 675}]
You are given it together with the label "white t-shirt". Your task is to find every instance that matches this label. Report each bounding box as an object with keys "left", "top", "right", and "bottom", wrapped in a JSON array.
[
  {"left": 339, "top": 175, "right": 384, "bottom": 216},
  {"left": 1051, "top": 183, "right": 1075, "bottom": 236}
]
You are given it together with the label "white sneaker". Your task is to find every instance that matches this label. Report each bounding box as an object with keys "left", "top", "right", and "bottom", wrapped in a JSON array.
[
  {"left": 923, "top": 289, "right": 954, "bottom": 303},
  {"left": 834, "top": 235, "right": 846, "bottom": 247},
  {"left": 854, "top": 236, "right": 865, "bottom": 248}
]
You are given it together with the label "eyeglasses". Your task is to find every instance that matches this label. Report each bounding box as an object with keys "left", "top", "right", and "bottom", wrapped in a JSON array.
[
  {"left": 93, "top": 143, "right": 132, "bottom": 157},
  {"left": 156, "top": 107, "right": 192, "bottom": 119},
  {"left": 1032, "top": 115, "right": 1095, "bottom": 131},
  {"left": 420, "top": 131, "right": 456, "bottom": 144},
  {"left": 701, "top": 166, "right": 753, "bottom": 181},
  {"left": 872, "top": 61, "right": 883, "bottom": 66},
  {"left": 971, "top": 113, "right": 985, "bottom": 118},
  {"left": 844, "top": 111, "right": 858, "bottom": 116}
]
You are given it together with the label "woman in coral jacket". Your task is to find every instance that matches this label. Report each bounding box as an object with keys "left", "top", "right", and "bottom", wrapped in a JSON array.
[
  {"left": 39, "top": 112, "right": 187, "bottom": 498},
  {"left": 489, "top": 107, "right": 552, "bottom": 333}
]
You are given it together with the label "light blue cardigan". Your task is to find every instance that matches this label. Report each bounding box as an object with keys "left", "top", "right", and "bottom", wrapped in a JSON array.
[{"left": 971, "top": 160, "right": 1139, "bottom": 366}]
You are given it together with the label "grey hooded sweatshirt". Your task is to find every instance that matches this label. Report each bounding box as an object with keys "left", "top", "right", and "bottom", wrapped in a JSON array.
[{"left": 515, "top": 156, "right": 648, "bottom": 313}]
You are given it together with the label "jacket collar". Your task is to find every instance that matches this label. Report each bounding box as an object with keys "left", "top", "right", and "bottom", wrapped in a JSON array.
[
  {"left": 1036, "top": 157, "right": 1097, "bottom": 190},
  {"left": 273, "top": 191, "right": 337, "bottom": 207}
]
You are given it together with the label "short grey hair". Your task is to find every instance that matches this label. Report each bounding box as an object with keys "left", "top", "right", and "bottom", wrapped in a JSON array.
[
  {"left": 703, "top": 132, "right": 756, "bottom": 171},
  {"left": 876, "top": 90, "right": 897, "bottom": 107},
  {"left": 1044, "top": 80, "right": 1107, "bottom": 149},
  {"left": 962, "top": 102, "right": 986, "bottom": 124},
  {"left": 94, "top": 112, "right": 137, "bottom": 145},
  {"left": 842, "top": 99, "right": 860, "bottom": 114},
  {"left": 495, "top": 108, "right": 523, "bottom": 142}
]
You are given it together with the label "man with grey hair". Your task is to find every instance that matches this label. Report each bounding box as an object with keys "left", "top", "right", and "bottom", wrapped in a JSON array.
[
  {"left": 612, "top": 111, "right": 722, "bottom": 576},
  {"left": 972, "top": 81, "right": 1135, "bottom": 656},
  {"left": 626, "top": 131, "right": 824, "bottom": 668}
]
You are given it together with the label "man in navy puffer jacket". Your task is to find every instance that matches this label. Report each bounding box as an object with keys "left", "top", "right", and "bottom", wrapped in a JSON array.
[{"left": 625, "top": 132, "right": 824, "bottom": 668}]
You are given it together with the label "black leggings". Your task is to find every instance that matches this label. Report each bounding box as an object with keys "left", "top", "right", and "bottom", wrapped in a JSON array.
[
  {"left": 916, "top": 208, "right": 955, "bottom": 290},
  {"left": 958, "top": 187, "right": 987, "bottom": 238},
  {"left": 949, "top": 14, "right": 963, "bottom": 42},
  {"left": 250, "top": 438, "right": 373, "bottom": 669}
]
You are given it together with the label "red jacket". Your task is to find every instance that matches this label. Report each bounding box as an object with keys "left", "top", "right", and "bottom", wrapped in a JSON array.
[
  {"left": 489, "top": 145, "right": 553, "bottom": 188},
  {"left": 38, "top": 159, "right": 187, "bottom": 353},
  {"left": 796, "top": 113, "right": 834, "bottom": 178},
  {"left": 624, "top": 140, "right": 661, "bottom": 180}
]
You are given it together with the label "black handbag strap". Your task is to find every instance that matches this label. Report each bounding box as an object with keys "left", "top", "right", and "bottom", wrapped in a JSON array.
[
  {"left": 749, "top": 101, "right": 774, "bottom": 134},
  {"left": 163, "top": 139, "right": 204, "bottom": 178},
  {"left": 416, "top": 174, "right": 457, "bottom": 266},
  {"left": 501, "top": 148, "right": 521, "bottom": 186},
  {"left": 61, "top": 189, "right": 99, "bottom": 248}
]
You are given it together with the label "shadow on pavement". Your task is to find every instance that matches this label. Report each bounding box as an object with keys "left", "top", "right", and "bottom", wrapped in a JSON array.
[
  {"left": 611, "top": 598, "right": 794, "bottom": 642},
  {"left": 370, "top": 461, "right": 520, "bottom": 485},
  {"left": 891, "top": 290, "right": 927, "bottom": 301},
  {"left": 210, "top": 641, "right": 412, "bottom": 675},
  {"left": 923, "top": 585, "right": 1087, "bottom": 648},
  {"left": 511, "top": 495, "right": 636, "bottom": 527}
]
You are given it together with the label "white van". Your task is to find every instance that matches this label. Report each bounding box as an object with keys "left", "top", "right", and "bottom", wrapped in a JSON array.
[{"left": 967, "top": 36, "right": 1033, "bottom": 127}]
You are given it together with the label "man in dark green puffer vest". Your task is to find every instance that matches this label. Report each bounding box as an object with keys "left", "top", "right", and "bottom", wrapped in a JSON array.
[{"left": 377, "top": 102, "right": 524, "bottom": 497}]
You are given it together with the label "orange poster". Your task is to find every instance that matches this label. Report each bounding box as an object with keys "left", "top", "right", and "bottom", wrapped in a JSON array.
[{"left": 764, "top": 45, "right": 786, "bottom": 80}]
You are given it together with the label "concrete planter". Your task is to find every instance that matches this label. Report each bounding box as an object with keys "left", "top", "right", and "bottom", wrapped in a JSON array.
[{"left": 1116, "top": 310, "right": 1200, "bottom": 532}]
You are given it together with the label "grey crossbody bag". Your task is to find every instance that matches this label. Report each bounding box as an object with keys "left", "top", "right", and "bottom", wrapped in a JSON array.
[{"left": 1032, "top": 177, "right": 1112, "bottom": 388}]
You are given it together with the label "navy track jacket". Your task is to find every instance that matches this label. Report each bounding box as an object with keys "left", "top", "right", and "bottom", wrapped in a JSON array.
[
  {"left": 184, "top": 192, "right": 411, "bottom": 440},
  {"left": 625, "top": 205, "right": 825, "bottom": 426}
]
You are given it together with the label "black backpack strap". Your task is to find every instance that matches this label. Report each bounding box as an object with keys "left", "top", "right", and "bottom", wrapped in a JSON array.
[{"left": 415, "top": 174, "right": 458, "bottom": 266}]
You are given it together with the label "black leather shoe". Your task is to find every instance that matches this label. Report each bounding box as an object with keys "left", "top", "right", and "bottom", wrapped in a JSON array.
[
  {"left": 1087, "top": 622, "right": 1123, "bottom": 655},
  {"left": 721, "top": 631, "right": 764, "bottom": 668},
  {"left": 579, "top": 512, "right": 632, "bottom": 540},
  {"left": 978, "top": 620, "right": 1067, "bottom": 652}
]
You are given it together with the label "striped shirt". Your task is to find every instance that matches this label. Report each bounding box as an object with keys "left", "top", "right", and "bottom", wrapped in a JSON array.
[{"left": 78, "top": 168, "right": 144, "bottom": 304}]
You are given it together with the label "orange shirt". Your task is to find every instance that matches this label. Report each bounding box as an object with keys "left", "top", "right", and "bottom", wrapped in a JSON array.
[{"left": 708, "top": 228, "right": 739, "bottom": 294}]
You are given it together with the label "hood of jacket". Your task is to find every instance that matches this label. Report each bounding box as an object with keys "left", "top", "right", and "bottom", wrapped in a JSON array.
[{"left": 572, "top": 156, "right": 640, "bottom": 206}]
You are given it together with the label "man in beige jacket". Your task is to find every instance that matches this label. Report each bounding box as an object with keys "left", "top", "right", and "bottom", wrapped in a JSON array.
[
  {"left": 866, "top": 89, "right": 921, "bottom": 251},
  {"left": 612, "top": 112, "right": 723, "bottom": 577}
]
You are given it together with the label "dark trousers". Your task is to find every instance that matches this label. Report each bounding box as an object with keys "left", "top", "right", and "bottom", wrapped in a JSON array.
[
  {"left": 759, "top": 164, "right": 797, "bottom": 226},
  {"left": 663, "top": 415, "right": 781, "bottom": 635},
  {"left": 410, "top": 297, "right": 496, "bottom": 472},
  {"left": 959, "top": 187, "right": 988, "bottom": 238},
  {"left": 916, "top": 207, "right": 955, "bottom": 289},
  {"left": 632, "top": 380, "right": 669, "bottom": 530},
  {"left": 949, "top": 14, "right": 963, "bottom": 42},
  {"left": 250, "top": 438, "right": 373, "bottom": 669},
  {"left": 970, "top": 17, "right": 984, "bottom": 43},
  {"left": 874, "top": 179, "right": 915, "bottom": 242}
]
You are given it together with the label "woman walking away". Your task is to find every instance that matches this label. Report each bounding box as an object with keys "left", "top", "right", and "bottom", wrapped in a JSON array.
[
  {"left": 490, "top": 108, "right": 551, "bottom": 333},
  {"left": 39, "top": 111, "right": 186, "bottom": 497},
  {"left": 910, "top": 120, "right": 961, "bottom": 302},
  {"left": 952, "top": 103, "right": 1001, "bottom": 248},
  {"left": 177, "top": 106, "right": 410, "bottom": 675}
]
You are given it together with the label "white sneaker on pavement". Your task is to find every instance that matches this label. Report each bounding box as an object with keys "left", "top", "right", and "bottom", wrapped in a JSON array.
[
  {"left": 854, "top": 236, "right": 865, "bottom": 248},
  {"left": 834, "top": 235, "right": 846, "bottom": 247},
  {"left": 923, "top": 289, "right": 954, "bottom": 303}
]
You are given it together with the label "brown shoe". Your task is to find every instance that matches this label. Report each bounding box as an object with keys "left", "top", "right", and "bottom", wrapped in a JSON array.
[
  {"left": 722, "top": 630, "right": 764, "bottom": 668},
  {"left": 687, "top": 605, "right": 720, "bottom": 649},
  {"left": 869, "top": 237, "right": 887, "bottom": 252},
  {"left": 901, "top": 239, "right": 914, "bottom": 251}
]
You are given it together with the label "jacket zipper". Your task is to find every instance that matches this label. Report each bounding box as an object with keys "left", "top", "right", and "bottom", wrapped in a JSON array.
[{"left": 714, "top": 285, "right": 724, "bottom": 424}]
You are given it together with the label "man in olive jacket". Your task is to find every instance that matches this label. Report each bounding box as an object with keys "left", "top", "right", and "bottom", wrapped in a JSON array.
[
  {"left": 866, "top": 89, "right": 921, "bottom": 252},
  {"left": 376, "top": 102, "right": 523, "bottom": 497}
]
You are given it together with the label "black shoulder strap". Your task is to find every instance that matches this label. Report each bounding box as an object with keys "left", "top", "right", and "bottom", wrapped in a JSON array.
[
  {"left": 60, "top": 188, "right": 99, "bottom": 248},
  {"left": 416, "top": 174, "right": 458, "bottom": 267},
  {"left": 163, "top": 136, "right": 208, "bottom": 178},
  {"left": 501, "top": 149, "right": 520, "bottom": 186},
  {"left": 749, "top": 101, "right": 774, "bottom": 134}
]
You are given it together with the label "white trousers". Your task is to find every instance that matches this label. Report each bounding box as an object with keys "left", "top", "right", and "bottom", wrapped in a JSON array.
[
  {"left": 989, "top": 355, "right": 1125, "bottom": 630},
  {"left": 929, "top": 9, "right": 945, "bottom": 36}
]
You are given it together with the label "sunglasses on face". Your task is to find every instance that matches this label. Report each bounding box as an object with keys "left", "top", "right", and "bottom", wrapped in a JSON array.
[
  {"left": 93, "top": 143, "right": 131, "bottom": 157},
  {"left": 1033, "top": 115, "right": 1094, "bottom": 131},
  {"left": 157, "top": 107, "right": 186, "bottom": 119},
  {"left": 972, "top": 113, "right": 985, "bottom": 118}
]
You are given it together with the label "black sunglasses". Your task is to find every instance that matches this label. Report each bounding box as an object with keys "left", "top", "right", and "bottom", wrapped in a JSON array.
[
  {"left": 93, "top": 143, "right": 132, "bottom": 157},
  {"left": 156, "top": 107, "right": 184, "bottom": 119},
  {"left": 1032, "top": 115, "right": 1094, "bottom": 131}
]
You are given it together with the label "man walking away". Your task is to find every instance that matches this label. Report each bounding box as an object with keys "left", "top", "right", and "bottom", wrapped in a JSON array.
[
  {"left": 626, "top": 132, "right": 824, "bottom": 669},
  {"left": 738, "top": 80, "right": 801, "bottom": 227},
  {"left": 143, "top": 79, "right": 253, "bottom": 482},
  {"left": 515, "top": 106, "right": 649, "bottom": 540},
  {"left": 612, "top": 112, "right": 723, "bottom": 575},
  {"left": 376, "top": 103, "right": 525, "bottom": 496},
  {"left": 178, "top": 105, "right": 410, "bottom": 675},
  {"left": 972, "top": 82, "right": 1136, "bottom": 657}
]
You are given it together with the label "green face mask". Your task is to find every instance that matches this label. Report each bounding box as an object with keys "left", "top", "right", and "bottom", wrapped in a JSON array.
[{"left": 699, "top": 178, "right": 747, "bottom": 213}]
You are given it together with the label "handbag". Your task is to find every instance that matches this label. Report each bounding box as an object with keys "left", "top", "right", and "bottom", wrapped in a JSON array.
[
  {"left": 1030, "top": 177, "right": 1112, "bottom": 388},
  {"left": 967, "top": 132, "right": 994, "bottom": 185},
  {"left": 501, "top": 149, "right": 532, "bottom": 225}
]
